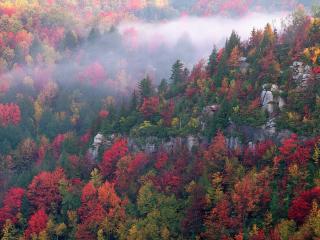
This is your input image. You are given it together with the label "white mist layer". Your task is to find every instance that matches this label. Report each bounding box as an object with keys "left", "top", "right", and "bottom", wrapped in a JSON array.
[{"left": 119, "top": 12, "right": 288, "bottom": 60}]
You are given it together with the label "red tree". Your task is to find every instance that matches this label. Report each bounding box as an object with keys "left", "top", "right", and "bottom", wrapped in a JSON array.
[
  {"left": 77, "top": 181, "right": 125, "bottom": 239},
  {"left": 24, "top": 209, "right": 48, "bottom": 239},
  {"left": 154, "top": 151, "right": 169, "bottom": 170},
  {"left": 160, "top": 100, "right": 175, "bottom": 126},
  {"left": 288, "top": 187, "right": 320, "bottom": 223},
  {"left": 51, "top": 134, "right": 67, "bottom": 159},
  {"left": 274, "top": 134, "right": 312, "bottom": 166},
  {"left": 0, "top": 103, "right": 21, "bottom": 127},
  {"left": 99, "top": 138, "right": 128, "bottom": 178},
  {"left": 139, "top": 96, "right": 160, "bottom": 118},
  {"left": 78, "top": 62, "right": 107, "bottom": 86},
  {"left": 27, "top": 168, "right": 66, "bottom": 212},
  {"left": 204, "top": 130, "right": 228, "bottom": 170},
  {"left": 0, "top": 188, "right": 25, "bottom": 227}
]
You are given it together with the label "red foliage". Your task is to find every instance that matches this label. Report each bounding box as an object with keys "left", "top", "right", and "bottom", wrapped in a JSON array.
[
  {"left": 68, "top": 155, "right": 80, "bottom": 168},
  {"left": 127, "top": 152, "right": 148, "bottom": 174},
  {"left": 139, "top": 96, "right": 160, "bottom": 118},
  {"left": 81, "top": 182, "right": 97, "bottom": 202},
  {"left": 77, "top": 181, "right": 125, "bottom": 238},
  {"left": 313, "top": 66, "right": 320, "bottom": 74},
  {"left": 288, "top": 187, "right": 320, "bottom": 223},
  {"left": 250, "top": 230, "right": 266, "bottom": 240},
  {"left": 232, "top": 172, "right": 271, "bottom": 220},
  {"left": 0, "top": 81, "right": 10, "bottom": 94},
  {"left": 78, "top": 62, "right": 107, "bottom": 86},
  {"left": 51, "top": 134, "right": 67, "bottom": 159},
  {"left": 204, "top": 198, "right": 238, "bottom": 239},
  {"left": 114, "top": 152, "right": 149, "bottom": 192},
  {"left": 39, "top": 27, "right": 65, "bottom": 47},
  {"left": 27, "top": 168, "right": 66, "bottom": 211},
  {"left": 127, "top": 0, "right": 144, "bottom": 10},
  {"left": 219, "top": 0, "right": 251, "bottom": 15},
  {"left": 181, "top": 185, "right": 207, "bottom": 236},
  {"left": 0, "top": 6, "right": 16, "bottom": 16},
  {"left": 204, "top": 130, "right": 228, "bottom": 168},
  {"left": 217, "top": 48, "right": 225, "bottom": 62},
  {"left": 99, "top": 110, "right": 109, "bottom": 118},
  {"left": 243, "top": 140, "right": 275, "bottom": 166},
  {"left": 189, "top": 60, "right": 207, "bottom": 82},
  {"left": 0, "top": 103, "right": 21, "bottom": 127},
  {"left": 24, "top": 209, "right": 48, "bottom": 239},
  {"left": 155, "top": 151, "right": 169, "bottom": 170},
  {"left": 185, "top": 86, "right": 198, "bottom": 97},
  {"left": 274, "top": 134, "right": 312, "bottom": 166},
  {"left": 248, "top": 97, "right": 261, "bottom": 112},
  {"left": 155, "top": 170, "right": 182, "bottom": 193},
  {"left": 99, "top": 138, "right": 128, "bottom": 178},
  {"left": 0, "top": 188, "right": 25, "bottom": 226},
  {"left": 80, "top": 132, "right": 91, "bottom": 144},
  {"left": 160, "top": 100, "right": 175, "bottom": 126}
]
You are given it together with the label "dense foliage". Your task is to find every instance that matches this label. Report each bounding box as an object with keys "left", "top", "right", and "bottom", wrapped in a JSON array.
[{"left": 0, "top": 1, "right": 320, "bottom": 240}]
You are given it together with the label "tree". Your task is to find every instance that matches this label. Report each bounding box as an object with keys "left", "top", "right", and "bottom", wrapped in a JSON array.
[
  {"left": 63, "top": 30, "right": 78, "bottom": 50},
  {"left": 0, "top": 103, "right": 21, "bottom": 127},
  {"left": 125, "top": 182, "right": 182, "bottom": 239},
  {"left": 138, "top": 76, "right": 153, "bottom": 100},
  {"left": 16, "top": 138, "right": 37, "bottom": 170},
  {"left": 77, "top": 180, "right": 125, "bottom": 239},
  {"left": 88, "top": 27, "right": 101, "bottom": 41},
  {"left": 206, "top": 46, "right": 218, "bottom": 77},
  {"left": 170, "top": 60, "right": 185, "bottom": 85},
  {"left": 204, "top": 130, "right": 228, "bottom": 171},
  {"left": 99, "top": 138, "right": 128, "bottom": 178},
  {"left": 27, "top": 168, "right": 66, "bottom": 212},
  {"left": 274, "top": 134, "right": 312, "bottom": 167},
  {"left": 288, "top": 187, "right": 320, "bottom": 224},
  {"left": 24, "top": 209, "right": 48, "bottom": 239},
  {"left": 1, "top": 219, "right": 18, "bottom": 240},
  {"left": 158, "top": 79, "right": 168, "bottom": 95},
  {"left": 181, "top": 183, "right": 207, "bottom": 238},
  {"left": 0, "top": 188, "right": 25, "bottom": 227},
  {"left": 225, "top": 31, "right": 241, "bottom": 56},
  {"left": 228, "top": 46, "right": 241, "bottom": 68},
  {"left": 139, "top": 96, "right": 160, "bottom": 118}
]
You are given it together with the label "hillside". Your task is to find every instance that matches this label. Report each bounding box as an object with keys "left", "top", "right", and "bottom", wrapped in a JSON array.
[{"left": 0, "top": 1, "right": 320, "bottom": 240}]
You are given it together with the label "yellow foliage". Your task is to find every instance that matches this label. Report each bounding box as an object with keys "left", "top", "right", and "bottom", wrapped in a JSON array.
[
  {"left": 55, "top": 223, "right": 67, "bottom": 236},
  {"left": 22, "top": 76, "right": 34, "bottom": 87},
  {"left": 304, "top": 47, "right": 320, "bottom": 64},
  {"left": 288, "top": 164, "right": 299, "bottom": 178},
  {"left": 276, "top": 219, "right": 296, "bottom": 240},
  {"left": 187, "top": 117, "right": 199, "bottom": 129},
  {"left": 160, "top": 227, "right": 170, "bottom": 240},
  {"left": 171, "top": 117, "right": 179, "bottom": 128},
  {"left": 154, "top": 0, "right": 168, "bottom": 8},
  {"left": 34, "top": 100, "right": 43, "bottom": 124},
  {"left": 287, "top": 112, "right": 301, "bottom": 122}
]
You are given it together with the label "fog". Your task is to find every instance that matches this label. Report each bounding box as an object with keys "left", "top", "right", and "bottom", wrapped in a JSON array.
[
  {"left": 118, "top": 12, "right": 287, "bottom": 61},
  {"left": 6, "top": 11, "right": 290, "bottom": 98}
]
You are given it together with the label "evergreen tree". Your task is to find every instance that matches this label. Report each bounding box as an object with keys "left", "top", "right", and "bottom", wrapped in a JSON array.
[
  {"left": 170, "top": 60, "right": 185, "bottom": 85},
  {"left": 63, "top": 30, "right": 78, "bottom": 50},
  {"left": 88, "top": 27, "right": 101, "bottom": 41},
  {"left": 225, "top": 31, "right": 241, "bottom": 57},
  {"left": 138, "top": 76, "right": 153, "bottom": 100},
  {"left": 158, "top": 79, "right": 168, "bottom": 95},
  {"left": 130, "top": 90, "right": 139, "bottom": 111},
  {"left": 206, "top": 46, "right": 218, "bottom": 78}
]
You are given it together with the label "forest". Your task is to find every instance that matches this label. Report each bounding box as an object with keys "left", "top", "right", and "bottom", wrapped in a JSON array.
[{"left": 0, "top": 0, "right": 320, "bottom": 240}]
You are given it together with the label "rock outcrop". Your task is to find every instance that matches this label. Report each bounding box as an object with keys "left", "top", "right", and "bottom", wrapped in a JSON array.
[
  {"left": 261, "top": 84, "right": 285, "bottom": 116},
  {"left": 291, "top": 61, "right": 312, "bottom": 89}
]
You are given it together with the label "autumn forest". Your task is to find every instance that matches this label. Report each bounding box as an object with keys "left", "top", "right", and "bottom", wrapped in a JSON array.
[{"left": 0, "top": 0, "right": 320, "bottom": 240}]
